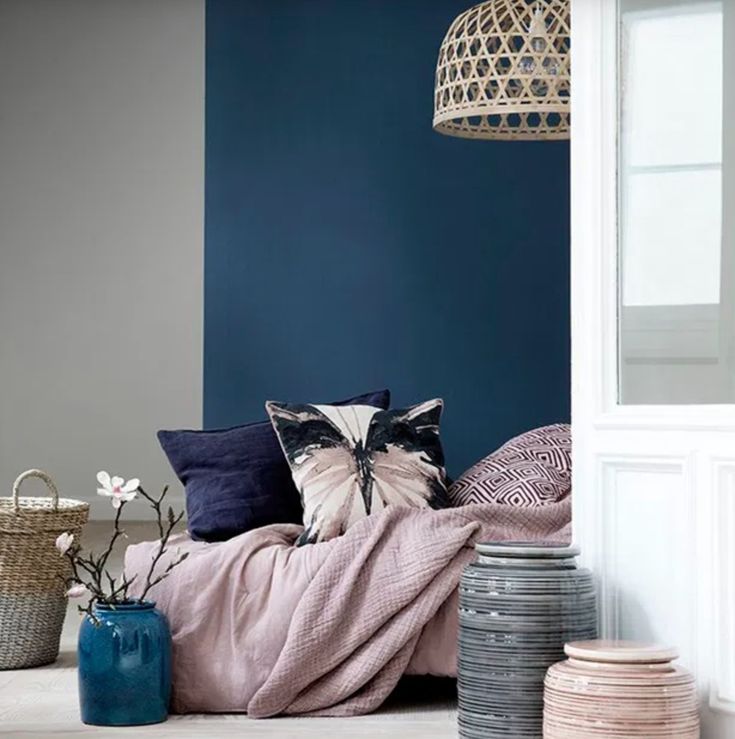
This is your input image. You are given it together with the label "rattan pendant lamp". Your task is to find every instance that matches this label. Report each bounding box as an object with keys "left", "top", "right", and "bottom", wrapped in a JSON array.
[{"left": 433, "top": 0, "right": 570, "bottom": 140}]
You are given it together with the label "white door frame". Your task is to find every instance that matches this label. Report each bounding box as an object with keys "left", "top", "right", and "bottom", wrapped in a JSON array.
[{"left": 571, "top": 0, "right": 735, "bottom": 734}]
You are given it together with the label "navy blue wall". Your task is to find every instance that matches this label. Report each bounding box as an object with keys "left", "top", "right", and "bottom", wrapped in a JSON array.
[{"left": 205, "top": 0, "right": 570, "bottom": 476}]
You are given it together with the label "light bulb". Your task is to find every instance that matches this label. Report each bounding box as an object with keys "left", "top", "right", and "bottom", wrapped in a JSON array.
[
  {"left": 519, "top": 56, "right": 536, "bottom": 74},
  {"left": 543, "top": 57, "right": 560, "bottom": 76},
  {"left": 528, "top": 6, "right": 548, "bottom": 38}
]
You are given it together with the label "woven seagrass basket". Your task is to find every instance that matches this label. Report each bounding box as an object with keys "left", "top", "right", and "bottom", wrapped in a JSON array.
[{"left": 0, "top": 469, "right": 89, "bottom": 669}]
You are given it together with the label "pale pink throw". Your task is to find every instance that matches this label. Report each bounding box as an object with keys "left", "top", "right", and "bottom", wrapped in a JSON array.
[{"left": 125, "top": 499, "right": 570, "bottom": 716}]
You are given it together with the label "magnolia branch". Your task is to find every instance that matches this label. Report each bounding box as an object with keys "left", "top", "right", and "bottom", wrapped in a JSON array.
[{"left": 57, "top": 477, "right": 188, "bottom": 621}]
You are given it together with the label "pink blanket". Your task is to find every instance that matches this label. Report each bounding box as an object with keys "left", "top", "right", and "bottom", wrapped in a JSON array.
[{"left": 124, "top": 500, "right": 570, "bottom": 716}]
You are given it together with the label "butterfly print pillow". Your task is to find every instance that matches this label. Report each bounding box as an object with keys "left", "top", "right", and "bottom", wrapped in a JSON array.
[{"left": 265, "top": 398, "right": 449, "bottom": 545}]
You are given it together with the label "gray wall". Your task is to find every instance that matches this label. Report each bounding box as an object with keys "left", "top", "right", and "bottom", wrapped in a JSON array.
[{"left": 0, "top": 0, "right": 204, "bottom": 517}]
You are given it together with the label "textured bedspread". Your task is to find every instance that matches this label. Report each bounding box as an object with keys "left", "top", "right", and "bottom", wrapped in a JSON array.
[{"left": 124, "top": 500, "right": 570, "bottom": 716}]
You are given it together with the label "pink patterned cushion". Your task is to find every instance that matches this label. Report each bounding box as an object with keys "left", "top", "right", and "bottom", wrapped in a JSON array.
[{"left": 448, "top": 424, "right": 571, "bottom": 507}]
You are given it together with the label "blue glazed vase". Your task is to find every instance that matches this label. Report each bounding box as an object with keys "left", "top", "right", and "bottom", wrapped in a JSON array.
[{"left": 77, "top": 601, "right": 171, "bottom": 726}]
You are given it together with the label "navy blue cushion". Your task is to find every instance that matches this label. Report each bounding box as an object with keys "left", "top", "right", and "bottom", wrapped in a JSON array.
[{"left": 157, "top": 389, "right": 390, "bottom": 542}]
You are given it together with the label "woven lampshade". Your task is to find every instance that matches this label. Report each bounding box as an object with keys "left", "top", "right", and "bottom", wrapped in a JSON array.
[{"left": 433, "top": 0, "right": 570, "bottom": 140}]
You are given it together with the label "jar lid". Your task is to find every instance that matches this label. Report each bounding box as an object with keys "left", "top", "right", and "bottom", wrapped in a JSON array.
[
  {"left": 565, "top": 640, "right": 678, "bottom": 664},
  {"left": 475, "top": 542, "right": 580, "bottom": 559}
]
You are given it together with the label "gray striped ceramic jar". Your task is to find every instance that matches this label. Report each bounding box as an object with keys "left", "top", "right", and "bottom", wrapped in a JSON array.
[{"left": 457, "top": 542, "right": 597, "bottom": 739}]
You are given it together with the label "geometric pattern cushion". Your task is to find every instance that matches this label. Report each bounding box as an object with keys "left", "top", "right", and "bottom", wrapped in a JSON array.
[{"left": 448, "top": 424, "right": 571, "bottom": 507}]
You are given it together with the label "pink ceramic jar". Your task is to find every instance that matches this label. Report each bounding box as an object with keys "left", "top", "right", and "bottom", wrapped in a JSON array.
[{"left": 543, "top": 640, "right": 700, "bottom": 738}]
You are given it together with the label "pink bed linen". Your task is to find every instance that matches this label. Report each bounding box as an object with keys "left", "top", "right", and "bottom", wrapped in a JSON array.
[{"left": 125, "top": 499, "right": 570, "bottom": 715}]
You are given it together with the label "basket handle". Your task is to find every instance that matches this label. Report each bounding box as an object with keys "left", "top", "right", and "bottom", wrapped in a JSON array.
[{"left": 12, "top": 469, "right": 60, "bottom": 512}]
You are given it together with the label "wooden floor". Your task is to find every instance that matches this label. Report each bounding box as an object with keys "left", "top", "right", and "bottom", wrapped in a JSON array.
[{"left": 0, "top": 522, "right": 457, "bottom": 738}]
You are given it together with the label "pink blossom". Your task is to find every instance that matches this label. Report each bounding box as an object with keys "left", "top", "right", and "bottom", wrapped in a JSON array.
[
  {"left": 55, "top": 532, "right": 74, "bottom": 555},
  {"left": 66, "top": 583, "right": 88, "bottom": 598},
  {"left": 96, "top": 471, "right": 139, "bottom": 509}
]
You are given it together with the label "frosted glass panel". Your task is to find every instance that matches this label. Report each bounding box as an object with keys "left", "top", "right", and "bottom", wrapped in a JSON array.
[
  {"left": 618, "top": 0, "right": 730, "bottom": 405},
  {"left": 623, "top": 9, "right": 722, "bottom": 167},
  {"left": 622, "top": 169, "right": 722, "bottom": 307}
]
